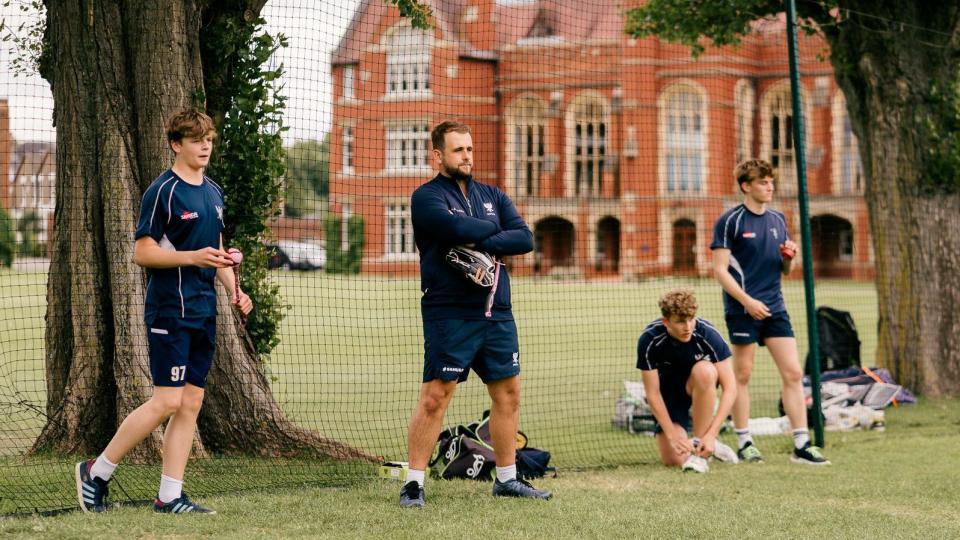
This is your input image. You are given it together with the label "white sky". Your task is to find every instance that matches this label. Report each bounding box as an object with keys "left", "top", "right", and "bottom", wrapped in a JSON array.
[{"left": 0, "top": 0, "right": 362, "bottom": 144}]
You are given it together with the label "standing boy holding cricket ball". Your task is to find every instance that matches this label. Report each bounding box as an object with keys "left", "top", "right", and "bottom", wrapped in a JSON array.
[
  {"left": 710, "top": 159, "right": 829, "bottom": 466},
  {"left": 74, "top": 110, "right": 253, "bottom": 514}
]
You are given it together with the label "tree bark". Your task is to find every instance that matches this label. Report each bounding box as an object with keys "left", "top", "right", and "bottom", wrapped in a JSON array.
[
  {"left": 34, "top": 0, "right": 372, "bottom": 461},
  {"left": 822, "top": 2, "right": 960, "bottom": 397},
  {"left": 200, "top": 286, "right": 374, "bottom": 459}
]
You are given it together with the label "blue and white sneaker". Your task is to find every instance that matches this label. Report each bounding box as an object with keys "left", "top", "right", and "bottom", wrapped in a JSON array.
[
  {"left": 75, "top": 459, "right": 110, "bottom": 513},
  {"left": 492, "top": 478, "right": 552, "bottom": 500},
  {"left": 399, "top": 481, "right": 425, "bottom": 508},
  {"left": 153, "top": 493, "right": 217, "bottom": 514}
]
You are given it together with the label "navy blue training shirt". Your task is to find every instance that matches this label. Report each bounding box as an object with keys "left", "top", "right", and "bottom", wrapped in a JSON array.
[
  {"left": 636, "top": 318, "right": 732, "bottom": 373},
  {"left": 710, "top": 204, "right": 790, "bottom": 315},
  {"left": 135, "top": 169, "right": 225, "bottom": 324},
  {"left": 412, "top": 173, "right": 533, "bottom": 321}
]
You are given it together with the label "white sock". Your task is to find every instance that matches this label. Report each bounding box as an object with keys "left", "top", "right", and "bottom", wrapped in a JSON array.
[
  {"left": 792, "top": 428, "right": 811, "bottom": 450},
  {"left": 406, "top": 469, "right": 425, "bottom": 488},
  {"left": 735, "top": 429, "right": 753, "bottom": 449},
  {"left": 496, "top": 464, "right": 517, "bottom": 483},
  {"left": 90, "top": 454, "right": 117, "bottom": 482},
  {"left": 158, "top": 474, "right": 184, "bottom": 504}
]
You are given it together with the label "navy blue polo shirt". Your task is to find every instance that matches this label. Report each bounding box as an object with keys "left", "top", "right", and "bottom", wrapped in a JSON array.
[
  {"left": 710, "top": 204, "right": 790, "bottom": 315},
  {"left": 135, "top": 170, "right": 225, "bottom": 324},
  {"left": 411, "top": 174, "right": 533, "bottom": 321},
  {"left": 636, "top": 318, "right": 732, "bottom": 373}
]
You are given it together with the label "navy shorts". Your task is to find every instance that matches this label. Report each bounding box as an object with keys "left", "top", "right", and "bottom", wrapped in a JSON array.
[
  {"left": 652, "top": 370, "right": 695, "bottom": 435},
  {"left": 147, "top": 316, "right": 217, "bottom": 388},
  {"left": 422, "top": 319, "right": 520, "bottom": 384},
  {"left": 725, "top": 311, "right": 795, "bottom": 346}
]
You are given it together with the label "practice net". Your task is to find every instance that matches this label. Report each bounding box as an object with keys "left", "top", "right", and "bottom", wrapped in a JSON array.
[{"left": 0, "top": 0, "right": 878, "bottom": 514}]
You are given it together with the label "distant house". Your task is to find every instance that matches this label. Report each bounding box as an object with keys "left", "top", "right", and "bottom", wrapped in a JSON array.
[
  {"left": 328, "top": 0, "right": 873, "bottom": 280},
  {"left": 10, "top": 141, "right": 55, "bottom": 249},
  {"left": 0, "top": 100, "right": 11, "bottom": 212}
]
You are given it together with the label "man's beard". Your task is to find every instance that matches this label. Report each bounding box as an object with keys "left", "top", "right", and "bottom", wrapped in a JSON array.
[{"left": 443, "top": 162, "right": 471, "bottom": 180}]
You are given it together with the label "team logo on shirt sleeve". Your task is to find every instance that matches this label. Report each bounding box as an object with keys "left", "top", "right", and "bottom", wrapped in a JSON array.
[{"left": 216, "top": 205, "right": 224, "bottom": 225}]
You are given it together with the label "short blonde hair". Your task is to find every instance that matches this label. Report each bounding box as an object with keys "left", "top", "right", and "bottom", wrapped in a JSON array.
[
  {"left": 166, "top": 110, "right": 216, "bottom": 144},
  {"left": 658, "top": 288, "right": 698, "bottom": 320},
  {"left": 734, "top": 159, "right": 774, "bottom": 193}
]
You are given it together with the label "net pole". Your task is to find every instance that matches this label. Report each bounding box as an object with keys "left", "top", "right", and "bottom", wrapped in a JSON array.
[{"left": 785, "top": 0, "right": 825, "bottom": 446}]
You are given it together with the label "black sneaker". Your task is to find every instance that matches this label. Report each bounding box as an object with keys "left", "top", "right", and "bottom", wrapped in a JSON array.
[
  {"left": 399, "top": 481, "right": 425, "bottom": 508},
  {"left": 791, "top": 443, "right": 831, "bottom": 466},
  {"left": 737, "top": 441, "right": 764, "bottom": 463},
  {"left": 491, "top": 478, "right": 552, "bottom": 500},
  {"left": 153, "top": 493, "right": 217, "bottom": 514},
  {"left": 75, "top": 459, "right": 110, "bottom": 513}
]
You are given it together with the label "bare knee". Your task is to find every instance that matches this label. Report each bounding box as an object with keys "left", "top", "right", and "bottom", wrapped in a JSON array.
[
  {"left": 690, "top": 362, "right": 718, "bottom": 390},
  {"left": 178, "top": 391, "right": 205, "bottom": 416},
  {"left": 419, "top": 384, "right": 454, "bottom": 416},
  {"left": 149, "top": 392, "right": 183, "bottom": 417},
  {"left": 657, "top": 433, "right": 687, "bottom": 467},
  {"left": 491, "top": 384, "right": 520, "bottom": 412},
  {"left": 734, "top": 365, "right": 753, "bottom": 386},
  {"left": 780, "top": 365, "right": 803, "bottom": 386}
]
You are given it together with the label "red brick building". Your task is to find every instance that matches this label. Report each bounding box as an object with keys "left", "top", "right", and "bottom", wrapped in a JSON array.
[
  {"left": 0, "top": 100, "right": 11, "bottom": 211},
  {"left": 329, "top": 0, "right": 873, "bottom": 280}
]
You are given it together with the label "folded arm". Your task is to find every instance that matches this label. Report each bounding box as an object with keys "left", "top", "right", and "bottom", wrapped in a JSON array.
[
  {"left": 475, "top": 193, "right": 533, "bottom": 256},
  {"left": 411, "top": 189, "right": 499, "bottom": 245}
]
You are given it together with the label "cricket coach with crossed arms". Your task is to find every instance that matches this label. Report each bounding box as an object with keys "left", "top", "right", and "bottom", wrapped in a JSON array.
[{"left": 399, "top": 120, "right": 552, "bottom": 508}]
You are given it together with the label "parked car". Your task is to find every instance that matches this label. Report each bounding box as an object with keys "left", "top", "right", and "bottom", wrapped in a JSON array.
[
  {"left": 266, "top": 241, "right": 325, "bottom": 271},
  {"left": 266, "top": 244, "right": 292, "bottom": 270}
]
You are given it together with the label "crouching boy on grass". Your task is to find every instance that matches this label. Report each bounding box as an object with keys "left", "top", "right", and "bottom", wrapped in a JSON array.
[{"left": 636, "top": 289, "right": 739, "bottom": 473}]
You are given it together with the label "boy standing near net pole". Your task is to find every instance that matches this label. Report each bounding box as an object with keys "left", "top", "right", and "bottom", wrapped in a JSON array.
[
  {"left": 74, "top": 110, "right": 253, "bottom": 514},
  {"left": 710, "top": 159, "right": 829, "bottom": 465},
  {"left": 400, "top": 120, "right": 551, "bottom": 508},
  {"left": 636, "top": 289, "right": 739, "bottom": 473}
]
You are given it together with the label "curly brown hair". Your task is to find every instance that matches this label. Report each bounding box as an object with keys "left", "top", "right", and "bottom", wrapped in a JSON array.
[
  {"left": 658, "top": 288, "right": 698, "bottom": 320},
  {"left": 734, "top": 158, "right": 774, "bottom": 193}
]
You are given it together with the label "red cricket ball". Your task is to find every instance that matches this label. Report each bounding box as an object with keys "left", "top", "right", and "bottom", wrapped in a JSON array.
[
  {"left": 227, "top": 248, "right": 243, "bottom": 265},
  {"left": 780, "top": 245, "right": 796, "bottom": 260}
]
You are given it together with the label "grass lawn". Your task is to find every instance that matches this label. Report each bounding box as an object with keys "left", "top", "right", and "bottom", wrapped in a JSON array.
[
  {"left": 0, "top": 269, "right": 888, "bottom": 514},
  {"left": 1, "top": 399, "right": 956, "bottom": 538}
]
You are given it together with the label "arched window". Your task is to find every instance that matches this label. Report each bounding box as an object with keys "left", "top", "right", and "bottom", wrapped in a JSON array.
[
  {"left": 566, "top": 93, "right": 609, "bottom": 197},
  {"left": 659, "top": 84, "right": 707, "bottom": 194},
  {"left": 506, "top": 97, "right": 547, "bottom": 197},
  {"left": 384, "top": 24, "right": 431, "bottom": 96},
  {"left": 761, "top": 83, "right": 807, "bottom": 195},
  {"left": 831, "top": 93, "right": 864, "bottom": 195},
  {"left": 734, "top": 79, "right": 755, "bottom": 166}
]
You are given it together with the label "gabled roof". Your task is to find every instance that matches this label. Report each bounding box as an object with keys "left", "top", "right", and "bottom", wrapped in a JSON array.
[
  {"left": 331, "top": 0, "right": 625, "bottom": 65},
  {"left": 498, "top": 0, "right": 622, "bottom": 45},
  {"left": 331, "top": 0, "right": 387, "bottom": 65},
  {"left": 12, "top": 141, "right": 55, "bottom": 179}
]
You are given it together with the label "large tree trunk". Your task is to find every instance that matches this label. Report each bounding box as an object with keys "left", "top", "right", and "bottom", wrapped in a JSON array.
[
  {"left": 200, "top": 287, "right": 373, "bottom": 459},
  {"left": 34, "top": 0, "right": 372, "bottom": 461},
  {"left": 823, "top": 3, "right": 960, "bottom": 397}
]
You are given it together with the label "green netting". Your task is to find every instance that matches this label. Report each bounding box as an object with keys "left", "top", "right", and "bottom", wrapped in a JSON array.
[{"left": 0, "top": 0, "right": 883, "bottom": 514}]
